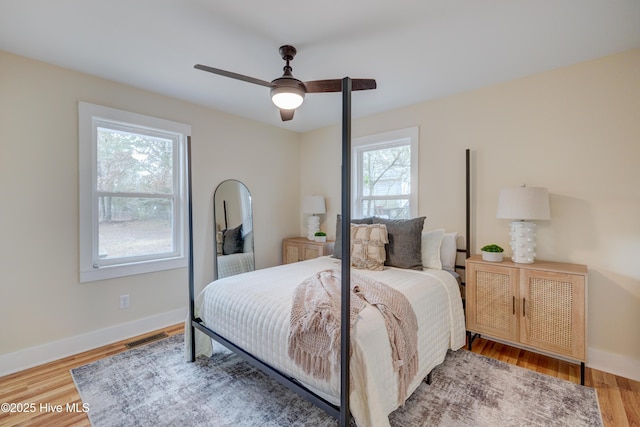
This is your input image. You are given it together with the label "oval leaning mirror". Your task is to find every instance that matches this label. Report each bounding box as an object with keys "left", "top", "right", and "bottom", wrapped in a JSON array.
[{"left": 213, "top": 180, "right": 254, "bottom": 280}]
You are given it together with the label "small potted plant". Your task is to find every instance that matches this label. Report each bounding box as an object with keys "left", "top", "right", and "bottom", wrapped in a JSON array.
[
  {"left": 314, "top": 231, "right": 327, "bottom": 242},
  {"left": 481, "top": 244, "right": 504, "bottom": 262}
]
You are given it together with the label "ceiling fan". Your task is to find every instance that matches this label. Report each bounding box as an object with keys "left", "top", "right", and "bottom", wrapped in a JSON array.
[{"left": 194, "top": 45, "right": 377, "bottom": 121}]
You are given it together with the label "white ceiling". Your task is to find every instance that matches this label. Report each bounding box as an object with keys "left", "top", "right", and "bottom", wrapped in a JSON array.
[{"left": 1, "top": 0, "right": 639, "bottom": 132}]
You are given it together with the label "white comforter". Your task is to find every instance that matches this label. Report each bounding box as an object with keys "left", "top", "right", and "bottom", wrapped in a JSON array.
[
  {"left": 189, "top": 256, "right": 465, "bottom": 427},
  {"left": 216, "top": 252, "right": 255, "bottom": 279}
]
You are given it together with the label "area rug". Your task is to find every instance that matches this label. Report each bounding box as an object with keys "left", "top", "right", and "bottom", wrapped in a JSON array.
[{"left": 71, "top": 334, "right": 602, "bottom": 426}]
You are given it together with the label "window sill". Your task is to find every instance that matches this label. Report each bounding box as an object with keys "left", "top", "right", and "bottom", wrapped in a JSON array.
[{"left": 80, "top": 256, "right": 187, "bottom": 283}]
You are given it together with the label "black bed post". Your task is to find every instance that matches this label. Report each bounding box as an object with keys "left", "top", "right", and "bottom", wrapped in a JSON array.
[
  {"left": 187, "top": 136, "right": 196, "bottom": 362},
  {"left": 340, "top": 77, "right": 352, "bottom": 427},
  {"left": 465, "top": 148, "right": 471, "bottom": 259}
]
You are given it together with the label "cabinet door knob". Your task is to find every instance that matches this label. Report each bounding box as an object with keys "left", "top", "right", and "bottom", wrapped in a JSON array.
[{"left": 522, "top": 298, "right": 526, "bottom": 317}]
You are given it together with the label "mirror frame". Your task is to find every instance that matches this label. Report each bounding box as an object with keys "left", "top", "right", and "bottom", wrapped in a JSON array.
[{"left": 213, "top": 179, "right": 254, "bottom": 280}]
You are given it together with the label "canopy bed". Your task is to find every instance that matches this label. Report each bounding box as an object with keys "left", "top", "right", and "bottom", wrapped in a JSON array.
[{"left": 187, "top": 79, "right": 472, "bottom": 426}]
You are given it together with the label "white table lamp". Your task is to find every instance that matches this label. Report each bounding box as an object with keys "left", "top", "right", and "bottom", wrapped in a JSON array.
[
  {"left": 302, "top": 195, "right": 326, "bottom": 240},
  {"left": 497, "top": 185, "right": 550, "bottom": 264}
]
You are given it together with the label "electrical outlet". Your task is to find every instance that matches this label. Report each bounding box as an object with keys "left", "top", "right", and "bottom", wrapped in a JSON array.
[{"left": 119, "top": 294, "right": 130, "bottom": 309}]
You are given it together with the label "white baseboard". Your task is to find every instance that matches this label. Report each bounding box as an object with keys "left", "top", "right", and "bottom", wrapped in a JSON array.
[
  {"left": 0, "top": 308, "right": 186, "bottom": 377},
  {"left": 588, "top": 347, "right": 640, "bottom": 382}
]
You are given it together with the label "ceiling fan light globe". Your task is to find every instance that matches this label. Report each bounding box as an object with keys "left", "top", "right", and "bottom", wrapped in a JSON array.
[{"left": 271, "top": 86, "right": 304, "bottom": 110}]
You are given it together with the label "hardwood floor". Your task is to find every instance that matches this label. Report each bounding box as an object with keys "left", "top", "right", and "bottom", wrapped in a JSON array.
[
  {"left": 0, "top": 324, "right": 183, "bottom": 427},
  {"left": 1, "top": 325, "right": 638, "bottom": 426}
]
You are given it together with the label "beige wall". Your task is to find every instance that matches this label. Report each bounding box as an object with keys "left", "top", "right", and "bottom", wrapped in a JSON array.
[
  {"left": 0, "top": 51, "right": 301, "bottom": 358},
  {"left": 300, "top": 49, "right": 640, "bottom": 376},
  {"left": 2, "top": 47, "right": 638, "bottom": 379}
]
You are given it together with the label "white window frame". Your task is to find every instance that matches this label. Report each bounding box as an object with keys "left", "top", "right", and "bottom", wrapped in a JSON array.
[
  {"left": 79, "top": 102, "right": 191, "bottom": 282},
  {"left": 352, "top": 127, "right": 419, "bottom": 219}
]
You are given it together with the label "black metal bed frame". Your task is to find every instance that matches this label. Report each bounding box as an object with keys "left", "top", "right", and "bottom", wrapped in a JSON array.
[{"left": 187, "top": 78, "right": 473, "bottom": 426}]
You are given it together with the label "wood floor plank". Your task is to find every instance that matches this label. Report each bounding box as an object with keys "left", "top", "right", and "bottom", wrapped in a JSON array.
[
  {"left": 616, "top": 377, "right": 640, "bottom": 427},
  {"left": 506, "top": 346, "right": 523, "bottom": 365},
  {"left": 534, "top": 353, "right": 552, "bottom": 376},
  {"left": 603, "top": 370, "right": 631, "bottom": 427},
  {"left": 557, "top": 359, "right": 571, "bottom": 381},
  {"left": 1, "top": 326, "right": 637, "bottom": 426},
  {"left": 592, "top": 367, "right": 629, "bottom": 427}
]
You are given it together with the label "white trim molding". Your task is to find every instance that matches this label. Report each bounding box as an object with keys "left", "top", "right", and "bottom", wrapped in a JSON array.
[
  {"left": 78, "top": 102, "right": 191, "bottom": 282},
  {"left": 588, "top": 347, "right": 640, "bottom": 382},
  {"left": 0, "top": 308, "right": 186, "bottom": 377}
]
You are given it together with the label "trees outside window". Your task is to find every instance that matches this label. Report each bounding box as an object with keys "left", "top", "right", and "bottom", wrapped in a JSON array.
[{"left": 352, "top": 127, "right": 418, "bottom": 220}]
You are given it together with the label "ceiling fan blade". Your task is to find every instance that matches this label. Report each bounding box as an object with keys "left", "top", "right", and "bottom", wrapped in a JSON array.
[
  {"left": 304, "top": 79, "right": 341, "bottom": 93},
  {"left": 304, "top": 78, "right": 377, "bottom": 93},
  {"left": 280, "top": 109, "right": 295, "bottom": 121},
  {"left": 352, "top": 78, "right": 377, "bottom": 91},
  {"left": 194, "top": 64, "right": 273, "bottom": 88}
]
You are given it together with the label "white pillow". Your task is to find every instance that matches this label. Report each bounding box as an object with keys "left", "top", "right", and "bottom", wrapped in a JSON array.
[
  {"left": 421, "top": 229, "right": 445, "bottom": 269},
  {"left": 440, "top": 232, "right": 458, "bottom": 270}
]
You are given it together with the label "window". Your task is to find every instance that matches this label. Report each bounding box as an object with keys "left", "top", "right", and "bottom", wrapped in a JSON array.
[
  {"left": 352, "top": 127, "right": 418, "bottom": 219},
  {"left": 79, "top": 102, "right": 190, "bottom": 282}
]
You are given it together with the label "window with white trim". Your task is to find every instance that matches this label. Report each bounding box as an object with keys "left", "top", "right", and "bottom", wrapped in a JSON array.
[
  {"left": 352, "top": 127, "right": 419, "bottom": 219},
  {"left": 79, "top": 102, "right": 190, "bottom": 282}
]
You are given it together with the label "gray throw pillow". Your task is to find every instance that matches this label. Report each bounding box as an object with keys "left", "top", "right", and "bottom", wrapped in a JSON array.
[
  {"left": 222, "top": 224, "right": 243, "bottom": 255},
  {"left": 332, "top": 215, "right": 373, "bottom": 259},
  {"left": 373, "top": 217, "right": 426, "bottom": 270}
]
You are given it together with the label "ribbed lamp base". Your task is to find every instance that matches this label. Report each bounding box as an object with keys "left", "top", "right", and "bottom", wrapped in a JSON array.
[
  {"left": 307, "top": 215, "right": 320, "bottom": 240},
  {"left": 509, "top": 221, "right": 537, "bottom": 264}
]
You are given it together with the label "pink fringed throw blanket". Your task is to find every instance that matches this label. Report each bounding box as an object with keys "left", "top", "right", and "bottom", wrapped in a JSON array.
[{"left": 287, "top": 269, "right": 419, "bottom": 403}]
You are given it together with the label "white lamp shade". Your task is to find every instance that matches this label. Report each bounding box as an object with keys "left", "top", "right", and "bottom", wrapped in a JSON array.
[
  {"left": 497, "top": 186, "right": 550, "bottom": 220},
  {"left": 302, "top": 195, "right": 326, "bottom": 214}
]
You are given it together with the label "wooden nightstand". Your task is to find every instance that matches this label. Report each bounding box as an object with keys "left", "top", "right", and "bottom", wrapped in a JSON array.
[
  {"left": 282, "top": 237, "right": 334, "bottom": 264},
  {"left": 465, "top": 255, "right": 588, "bottom": 384}
]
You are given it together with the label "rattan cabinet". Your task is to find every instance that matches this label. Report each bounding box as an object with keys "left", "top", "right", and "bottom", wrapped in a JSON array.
[
  {"left": 282, "top": 237, "right": 334, "bottom": 264},
  {"left": 465, "top": 255, "right": 588, "bottom": 383}
]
